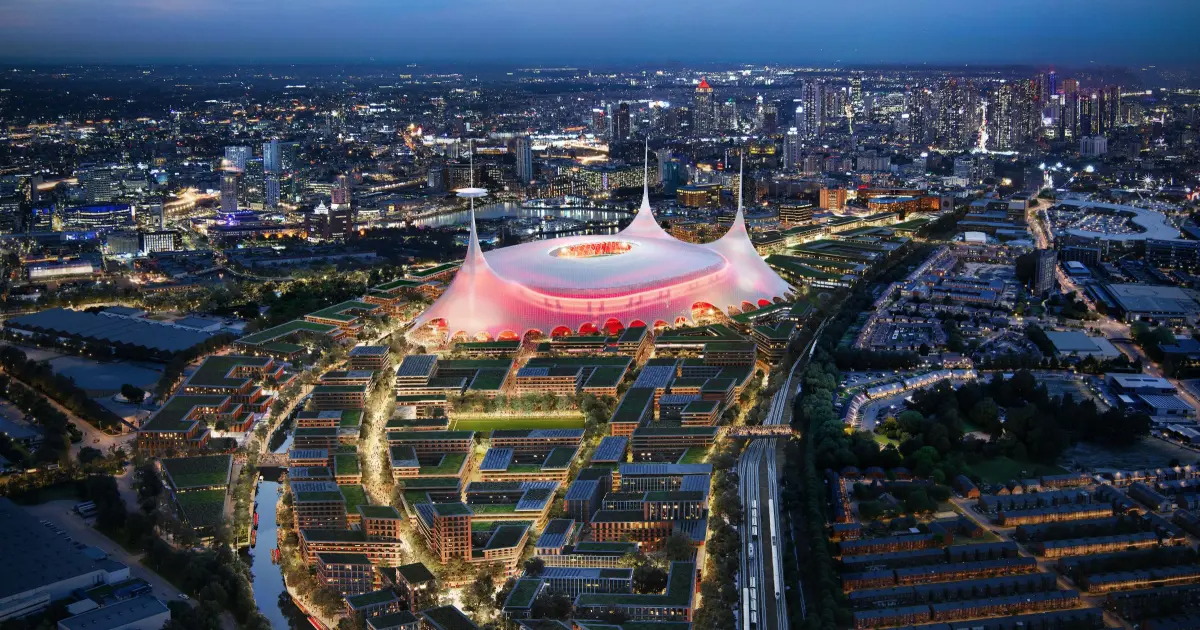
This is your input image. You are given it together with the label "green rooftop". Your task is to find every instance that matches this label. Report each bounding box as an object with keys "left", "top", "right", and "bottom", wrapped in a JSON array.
[
  {"left": 433, "top": 503, "right": 472, "bottom": 517},
  {"left": 161, "top": 455, "right": 231, "bottom": 490},
  {"left": 313, "top": 384, "right": 369, "bottom": 394},
  {"left": 346, "top": 589, "right": 400, "bottom": 608},
  {"left": 505, "top": 578, "right": 542, "bottom": 609},
  {"left": 306, "top": 300, "right": 379, "bottom": 323},
  {"left": 141, "top": 394, "right": 230, "bottom": 433},
  {"left": 408, "top": 262, "right": 460, "bottom": 279},
  {"left": 576, "top": 562, "right": 695, "bottom": 608},
  {"left": 358, "top": 505, "right": 402, "bottom": 519},
  {"left": 174, "top": 489, "right": 226, "bottom": 529},
  {"left": 186, "top": 355, "right": 273, "bottom": 388},
  {"left": 420, "top": 605, "right": 478, "bottom": 630},
  {"left": 238, "top": 319, "right": 338, "bottom": 345},
  {"left": 388, "top": 430, "right": 474, "bottom": 441},
  {"left": 421, "top": 453, "right": 468, "bottom": 476},
  {"left": 339, "top": 484, "right": 370, "bottom": 513},
  {"left": 612, "top": 388, "right": 654, "bottom": 424},
  {"left": 335, "top": 454, "right": 361, "bottom": 477}
]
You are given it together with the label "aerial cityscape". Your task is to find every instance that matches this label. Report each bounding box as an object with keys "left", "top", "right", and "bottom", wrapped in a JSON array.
[{"left": 2, "top": 3, "right": 1200, "bottom": 630}]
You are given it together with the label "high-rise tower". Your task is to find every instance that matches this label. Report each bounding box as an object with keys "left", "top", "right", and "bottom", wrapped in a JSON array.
[{"left": 693, "top": 79, "right": 715, "bottom": 136}]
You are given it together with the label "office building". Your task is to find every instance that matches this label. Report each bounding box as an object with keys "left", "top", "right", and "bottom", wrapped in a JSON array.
[
  {"left": 220, "top": 171, "right": 238, "bottom": 214},
  {"left": 693, "top": 79, "right": 714, "bottom": 135},
  {"left": 224, "top": 146, "right": 251, "bottom": 173},
  {"left": 614, "top": 103, "right": 631, "bottom": 140},
  {"left": 263, "top": 138, "right": 282, "bottom": 174},
  {"left": 783, "top": 128, "right": 802, "bottom": 169},
  {"left": 515, "top": 136, "right": 533, "bottom": 184},
  {"left": 798, "top": 81, "right": 823, "bottom": 139},
  {"left": 83, "top": 169, "right": 116, "bottom": 204},
  {"left": 1033, "top": 249, "right": 1056, "bottom": 295}
]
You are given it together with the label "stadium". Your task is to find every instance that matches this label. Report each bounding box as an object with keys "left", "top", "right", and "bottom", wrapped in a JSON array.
[{"left": 408, "top": 162, "right": 794, "bottom": 342}]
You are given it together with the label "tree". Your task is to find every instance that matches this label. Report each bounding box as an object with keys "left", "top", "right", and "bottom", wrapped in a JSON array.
[
  {"left": 463, "top": 567, "right": 497, "bottom": 615},
  {"left": 120, "top": 384, "right": 146, "bottom": 405},
  {"left": 632, "top": 565, "right": 668, "bottom": 594},
  {"left": 78, "top": 446, "right": 104, "bottom": 465},
  {"left": 523, "top": 557, "right": 545, "bottom": 577},
  {"left": 661, "top": 532, "right": 694, "bottom": 563}
]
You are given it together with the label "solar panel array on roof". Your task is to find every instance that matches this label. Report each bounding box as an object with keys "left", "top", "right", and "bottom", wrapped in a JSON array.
[
  {"left": 516, "top": 481, "right": 560, "bottom": 511},
  {"left": 8, "top": 307, "right": 217, "bottom": 353},
  {"left": 592, "top": 436, "right": 628, "bottom": 463},
  {"left": 619, "top": 463, "right": 714, "bottom": 476},
  {"left": 535, "top": 519, "right": 574, "bottom": 549},
  {"left": 529, "top": 429, "right": 586, "bottom": 439},
  {"left": 396, "top": 354, "right": 438, "bottom": 378},
  {"left": 479, "top": 448, "right": 515, "bottom": 471},
  {"left": 633, "top": 365, "right": 676, "bottom": 389},
  {"left": 680, "top": 475, "right": 712, "bottom": 494},
  {"left": 564, "top": 479, "right": 599, "bottom": 501}
]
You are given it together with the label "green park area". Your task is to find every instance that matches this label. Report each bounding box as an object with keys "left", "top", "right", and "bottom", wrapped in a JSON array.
[{"left": 450, "top": 415, "right": 585, "bottom": 431}]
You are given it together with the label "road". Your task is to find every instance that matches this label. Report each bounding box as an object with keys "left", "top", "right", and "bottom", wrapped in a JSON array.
[
  {"left": 0, "top": 369, "right": 137, "bottom": 457},
  {"left": 22, "top": 500, "right": 189, "bottom": 605}
]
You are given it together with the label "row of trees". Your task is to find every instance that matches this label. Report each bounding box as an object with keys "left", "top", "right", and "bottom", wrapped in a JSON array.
[
  {"left": 0, "top": 371, "right": 81, "bottom": 465},
  {"left": 0, "top": 345, "right": 126, "bottom": 432},
  {"left": 690, "top": 439, "right": 744, "bottom": 630}
]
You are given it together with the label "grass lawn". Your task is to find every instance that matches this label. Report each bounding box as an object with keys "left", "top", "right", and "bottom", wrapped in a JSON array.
[
  {"left": 872, "top": 433, "right": 900, "bottom": 447},
  {"left": 967, "top": 456, "right": 1068, "bottom": 485},
  {"left": 451, "top": 415, "right": 585, "bottom": 431}
]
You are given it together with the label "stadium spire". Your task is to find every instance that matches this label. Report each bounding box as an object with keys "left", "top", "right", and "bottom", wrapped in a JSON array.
[
  {"left": 620, "top": 138, "right": 670, "bottom": 239},
  {"left": 458, "top": 140, "right": 491, "bottom": 268}
]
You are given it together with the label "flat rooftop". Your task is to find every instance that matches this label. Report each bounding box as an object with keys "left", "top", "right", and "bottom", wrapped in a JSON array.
[{"left": 6, "top": 307, "right": 217, "bottom": 354}]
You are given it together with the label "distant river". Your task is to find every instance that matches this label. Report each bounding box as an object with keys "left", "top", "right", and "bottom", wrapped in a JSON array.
[{"left": 412, "top": 202, "right": 630, "bottom": 228}]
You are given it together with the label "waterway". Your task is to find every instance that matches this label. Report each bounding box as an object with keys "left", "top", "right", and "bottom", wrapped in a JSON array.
[
  {"left": 249, "top": 436, "right": 307, "bottom": 629},
  {"left": 412, "top": 202, "right": 629, "bottom": 228}
]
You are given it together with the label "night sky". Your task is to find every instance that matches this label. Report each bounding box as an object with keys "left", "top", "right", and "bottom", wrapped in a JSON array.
[{"left": 0, "top": 0, "right": 1196, "bottom": 65}]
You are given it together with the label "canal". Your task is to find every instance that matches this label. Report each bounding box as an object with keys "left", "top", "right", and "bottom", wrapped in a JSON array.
[{"left": 249, "top": 439, "right": 306, "bottom": 628}]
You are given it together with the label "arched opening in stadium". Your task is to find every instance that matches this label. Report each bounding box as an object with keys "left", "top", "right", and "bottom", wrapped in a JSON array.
[
  {"left": 578, "top": 322, "right": 599, "bottom": 335},
  {"left": 758, "top": 298, "right": 773, "bottom": 307},
  {"left": 629, "top": 319, "right": 647, "bottom": 328},
  {"left": 602, "top": 318, "right": 624, "bottom": 335},
  {"left": 550, "top": 326, "right": 573, "bottom": 338},
  {"left": 522, "top": 329, "right": 545, "bottom": 343},
  {"left": 741, "top": 301, "right": 757, "bottom": 313},
  {"left": 497, "top": 330, "right": 520, "bottom": 341},
  {"left": 473, "top": 331, "right": 493, "bottom": 342}
]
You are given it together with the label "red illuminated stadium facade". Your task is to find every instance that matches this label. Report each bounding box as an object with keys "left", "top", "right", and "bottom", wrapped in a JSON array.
[{"left": 408, "top": 156, "right": 793, "bottom": 343}]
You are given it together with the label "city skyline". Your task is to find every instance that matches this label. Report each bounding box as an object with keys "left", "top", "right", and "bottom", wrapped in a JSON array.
[{"left": 0, "top": 0, "right": 1198, "bottom": 65}]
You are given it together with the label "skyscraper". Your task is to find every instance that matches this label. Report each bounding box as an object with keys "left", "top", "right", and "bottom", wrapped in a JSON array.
[
  {"left": 83, "top": 169, "right": 115, "bottom": 204},
  {"left": 906, "top": 88, "right": 933, "bottom": 146},
  {"left": 935, "top": 79, "right": 979, "bottom": 150},
  {"left": 265, "top": 173, "right": 281, "bottom": 208},
  {"left": 761, "top": 103, "right": 778, "bottom": 134},
  {"left": 783, "top": 128, "right": 802, "bottom": 170},
  {"left": 615, "top": 103, "right": 631, "bottom": 140},
  {"left": 220, "top": 171, "right": 239, "bottom": 214},
  {"left": 797, "top": 80, "right": 823, "bottom": 140},
  {"left": 720, "top": 100, "right": 738, "bottom": 132},
  {"left": 849, "top": 75, "right": 864, "bottom": 117},
  {"left": 693, "top": 78, "right": 715, "bottom": 136},
  {"left": 332, "top": 174, "right": 351, "bottom": 206},
  {"left": 1034, "top": 249, "right": 1057, "bottom": 295},
  {"left": 592, "top": 109, "right": 607, "bottom": 137},
  {"left": 515, "top": 136, "right": 533, "bottom": 184},
  {"left": 224, "top": 146, "right": 251, "bottom": 173},
  {"left": 263, "top": 138, "right": 281, "bottom": 174}
]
